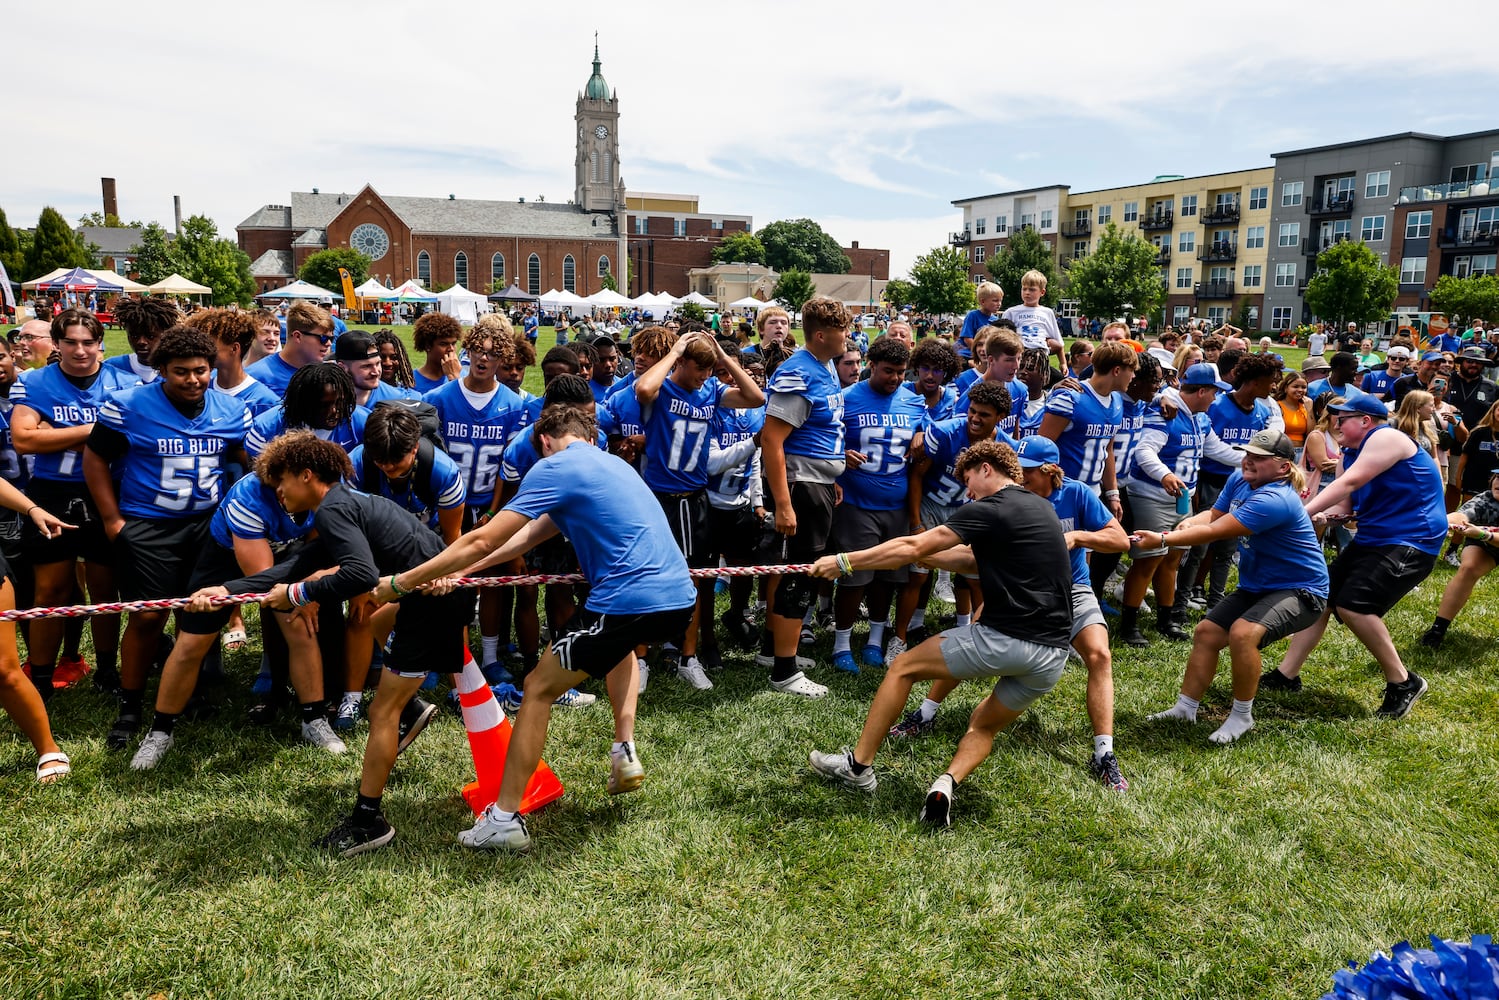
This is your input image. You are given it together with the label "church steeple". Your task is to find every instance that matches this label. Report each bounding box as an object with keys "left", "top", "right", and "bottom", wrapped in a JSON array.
[
  {"left": 575, "top": 35, "right": 621, "bottom": 213},
  {"left": 584, "top": 37, "right": 610, "bottom": 100}
]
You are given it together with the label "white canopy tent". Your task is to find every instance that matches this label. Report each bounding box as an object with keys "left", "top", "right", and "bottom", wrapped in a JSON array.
[
  {"left": 539, "top": 288, "right": 589, "bottom": 317},
  {"left": 378, "top": 280, "right": 439, "bottom": 303},
  {"left": 628, "top": 291, "right": 673, "bottom": 311},
  {"left": 726, "top": 296, "right": 772, "bottom": 310},
  {"left": 677, "top": 291, "right": 717, "bottom": 308},
  {"left": 353, "top": 278, "right": 389, "bottom": 298},
  {"left": 584, "top": 288, "right": 632, "bottom": 309},
  {"left": 147, "top": 273, "right": 213, "bottom": 298},
  {"left": 435, "top": 283, "right": 489, "bottom": 325},
  {"left": 258, "top": 279, "right": 340, "bottom": 300}
]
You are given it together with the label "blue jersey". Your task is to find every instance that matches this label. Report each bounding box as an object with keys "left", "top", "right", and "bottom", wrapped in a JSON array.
[
  {"left": 1042, "top": 382, "right": 1124, "bottom": 489},
  {"left": 245, "top": 405, "right": 369, "bottom": 459},
  {"left": 1202, "top": 394, "right": 1274, "bottom": 476},
  {"left": 1307, "top": 378, "right": 1367, "bottom": 403},
  {"left": 641, "top": 377, "right": 728, "bottom": 494},
  {"left": 908, "top": 383, "right": 957, "bottom": 424},
  {"left": 244, "top": 353, "right": 300, "bottom": 397},
  {"left": 9, "top": 363, "right": 139, "bottom": 482},
  {"left": 424, "top": 379, "right": 524, "bottom": 503},
  {"left": 954, "top": 368, "right": 981, "bottom": 394},
  {"left": 707, "top": 405, "right": 764, "bottom": 504},
  {"left": 956, "top": 378, "right": 1029, "bottom": 438},
  {"left": 411, "top": 368, "right": 449, "bottom": 395},
  {"left": 1112, "top": 395, "right": 1151, "bottom": 480},
  {"left": 501, "top": 420, "right": 608, "bottom": 484},
  {"left": 213, "top": 374, "right": 281, "bottom": 418},
  {"left": 209, "top": 473, "right": 315, "bottom": 550},
  {"left": 0, "top": 401, "right": 29, "bottom": 492},
  {"left": 347, "top": 443, "right": 466, "bottom": 530},
  {"left": 1046, "top": 478, "right": 1114, "bottom": 586},
  {"left": 838, "top": 382, "right": 925, "bottom": 511},
  {"left": 922, "top": 417, "right": 1017, "bottom": 507},
  {"left": 767, "top": 349, "right": 845, "bottom": 461},
  {"left": 97, "top": 382, "right": 251, "bottom": 520},
  {"left": 1359, "top": 369, "right": 1399, "bottom": 399},
  {"left": 1345, "top": 424, "right": 1449, "bottom": 555},
  {"left": 1213, "top": 473, "right": 1329, "bottom": 596},
  {"left": 103, "top": 353, "right": 157, "bottom": 385},
  {"left": 504, "top": 441, "right": 697, "bottom": 615},
  {"left": 365, "top": 381, "right": 418, "bottom": 406},
  {"left": 1129, "top": 404, "right": 1211, "bottom": 498},
  {"left": 605, "top": 371, "right": 636, "bottom": 401}
]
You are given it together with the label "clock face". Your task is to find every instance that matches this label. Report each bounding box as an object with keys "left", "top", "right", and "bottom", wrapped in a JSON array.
[
  {"left": 350, "top": 223, "right": 389, "bottom": 262},
  {"left": 594, "top": 125, "right": 609, "bottom": 140}
]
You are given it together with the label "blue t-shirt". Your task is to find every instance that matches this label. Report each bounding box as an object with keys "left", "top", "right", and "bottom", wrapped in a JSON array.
[
  {"left": 504, "top": 441, "right": 697, "bottom": 615},
  {"left": 1212, "top": 473, "right": 1330, "bottom": 596},
  {"left": 922, "top": 417, "right": 1018, "bottom": 507},
  {"left": 97, "top": 382, "right": 252, "bottom": 520},
  {"left": 365, "top": 380, "right": 419, "bottom": 406},
  {"left": 1202, "top": 393, "right": 1274, "bottom": 476},
  {"left": 958, "top": 309, "right": 998, "bottom": 359},
  {"left": 209, "top": 473, "right": 315, "bottom": 550},
  {"left": 411, "top": 368, "right": 452, "bottom": 395},
  {"left": 10, "top": 364, "right": 139, "bottom": 482},
  {"left": 1430, "top": 333, "right": 1462, "bottom": 354},
  {"left": 424, "top": 379, "right": 524, "bottom": 504},
  {"left": 500, "top": 420, "right": 608, "bottom": 484},
  {"left": 212, "top": 374, "right": 281, "bottom": 418},
  {"left": 641, "top": 377, "right": 728, "bottom": 494},
  {"left": 1042, "top": 382, "right": 1124, "bottom": 489},
  {"left": 347, "top": 443, "right": 466, "bottom": 530},
  {"left": 1345, "top": 424, "right": 1449, "bottom": 555},
  {"left": 1047, "top": 478, "right": 1114, "bottom": 586},
  {"left": 767, "top": 349, "right": 845, "bottom": 461},
  {"left": 102, "top": 353, "right": 157, "bottom": 385},
  {"left": 523, "top": 315, "right": 539, "bottom": 340},
  {"left": 244, "top": 353, "right": 301, "bottom": 398},
  {"left": 246, "top": 405, "right": 369, "bottom": 459},
  {"left": 707, "top": 404, "right": 764, "bottom": 501},
  {"left": 838, "top": 381, "right": 925, "bottom": 511},
  {"left": 1359, "top": 369, "right": 1399, "bottom": 399},
  {"left": 1307, "top": 378, "right": 1368, "bottom": 403}
]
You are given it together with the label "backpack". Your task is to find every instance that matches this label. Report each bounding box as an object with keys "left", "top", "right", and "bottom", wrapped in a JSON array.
[{"left": 360, "top": 399, "right": 446, "bottom": 510}]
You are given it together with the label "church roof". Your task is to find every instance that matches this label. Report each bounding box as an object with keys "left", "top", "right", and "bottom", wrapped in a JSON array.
[
  {"left": 249, "top": 249, "right": 293, "bottom": 278},
  {"left": 287, "top": 190, "right": 618, "bottom": 239},
  {"left": 238, "top": 205, "right": 292, "bottom": 229},
  {"left": 584, "top": 43, "right": 610, "bottom": 100}
]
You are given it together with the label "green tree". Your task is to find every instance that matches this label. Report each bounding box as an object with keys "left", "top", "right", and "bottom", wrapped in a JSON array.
[
  {"left": 600, "top": 271, "right": 619, "bottom": 292},
  {"left": 173, "top": 215, "right": 256, "bottom": 306},
  {"left": 882, "top": 277, "right": 915, "bottom": 312},
  {"left": 127, "top": 223, "right": 176, "bottom": 284},
  {"left": 771, "top": 268, "right": 817, "bottom": 312},
  {"left": 1233, "top": 296, "right": 1256, "bottom": 332},
  {"left": 1062, "top": 223, "right": 1162, "bottom": 323},
  {"left": 676, "top": 301, "right": 707, "bottom": 323},
  {"left": 1429, "top": 273, "right": 1499, "bottom": 326},
  {"left": 757, "top": 219, "right": 850, "bottom": 274},
  {"left": 24, "top": 206, "right": 92, "bottom": 279},
  {"left": 299, "top": 247, "right": 371, "bottom": 294},
  {"left": 986, "top": 227, "right": 1061, "bottom": 307},
  {"left": 907, "top": 246, "right": 976, "bottom": 316},
  {"left": 0, "top": 206, "right": 21, "bottom": 281},
  {"left": 77, "top": 211, "right": 140, "bottom": 228},
  {"left": 1303, "top": 240, "right": 1398, "bottom": 328},
  {"left": 711, "top": 231, "right": 767, "bottom": 266}
]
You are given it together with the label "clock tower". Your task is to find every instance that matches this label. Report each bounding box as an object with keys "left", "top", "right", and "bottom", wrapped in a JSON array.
[{"left": 575, "top": 40, "right": 622, "bottom": 214}]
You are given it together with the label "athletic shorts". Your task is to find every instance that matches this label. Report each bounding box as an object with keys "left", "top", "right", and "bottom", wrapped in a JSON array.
[
  {"left": 936, "top": 621, "right": 1069, "bottom": 713},
  {"left": 553, "top": 604, "right": 695, "bottom": 680},
  {"left": 1069, "top": 584, "right": 1106, "bottom": 640},
  {"left": 655, "top": 489, "right": 714, "bottom": 569},
  {"left": 707, "top": 504, "right": 764, "bottom": 565},
  {"left": 1462, "top": 536, "right": 1499, "bottom": 561},
  {"left": 1328, "top": 543, "right": 1437, "bottom": 617},
  {"left": 911, "top": 498, "right": 969, "bottom": 576},
  {"left": 385, "top": 589, "right": 479, "bottom": 678},
  {"left": 1204, "top": 588, "right": 1327, "bottom": 647},
  {"left": 1129, "top": 489, "right": 1190, "bottom": 558},
  {"left": 175, "top": 542, "right": 246, "bottom": 635},
  {"left": 21, "top": 478, "right": 113, "bottom": 566},
  {"left": 115, "top": 513, "right": 214, "bottom": 602},
  {"left": 832, "top": 504, "right": 908, "bottom": 586},
  {"left": 524, "top": 533, "right": 580, "bottom": 577},
  {"left": 764, "top": 481, "right": 836, "bottom": 564}
]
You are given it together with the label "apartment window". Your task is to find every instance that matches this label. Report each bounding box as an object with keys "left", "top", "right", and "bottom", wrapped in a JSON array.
[
  {"left": 712, "top": 219, "right": 724, "bottom": 230},
  {"left": 973, "top": 274, "right": 985, "bottom": 284},
  {"left": 1245, "top": 225, "right": 1265, "bottom": 249},
  {"left": 416, "top": 250, "right": 431, "bottom": 286},
  {"left": 1365, "top": 170, "right": 1391, "bottom": 199},
  {"left": 1073, "top": 240, "right": 1088, "bottom": 259},
  {"left": 1123, "top": 202, "right": 1138, "bottom": 222},
  {"left": 1178, "top": 232, "right": 1195, "bottom": 253},
  {"left": 1400, "top": 257, "right": 1427, "bottom": 284},
  {"left": 1271, "top": 306, "right": 1293, "bottom": 330},
  {"left": 974, "top": 217, "right": 986, "bottom": 235},
  {"left": 1174, "top": 305, "right": 1191, "bottom": 324},
  {"left": 1278, "top": 222, "right": 1300, "bottom": 247},
  {"left": 1097, "top": 205, "right": 1112, "bottom": 224},
  {"left": 1040, "top": 210, "right": 1054, "bottom": 229},
  {"left": 1455, "top": 255, "right": 1473, "bottom": 278},
  {"left": 453, "top": 252, "right": 468, "bottom": 289},
  {"left": 1209, "top": 266, "right": 1231, "bottom": 283},
  {"left": 1360, "top": 215, "right": 1386, "bottom": 242},
  {"left": 1406, "top": 211, "right": 1432, "bottom": 239},
  {"left": 1214, "top": 192, "right": 1237, "bottom": 211},
  {"left": 1175, "top": 267, "right": 1193, "bottom": 289},
  {"left": 1075, "top": 208, "right": 1091, "bottom": 225},
  {"left": 1242, "top": 264, "right": 1262, "bottom": 288},
  {"left": 996, "top": 215, "right": 1008, "bottom": 233},
  {"left": 1275, "top": 263, "right": 1297, "bottom": 287},
  {"left": 1282, "top": 181, "right": 1304, "bottom": 207},
  {"left": 1331, "top": 219, "right": 1352, "bottom": 242},
  {"left": 673, "top": 219, "right": 686, "bottom": 237},
  {"left": 598, "top": 255, "right": 610, "bottom": 277},
  {"left": 1450, "top": 163, "right": 1487, "bottom": 185},
  {"left": 973, "top": 245, "right": 986, "bottom": 263},
  {"left": 1473, "top": 254, "right": 1498, "bottom": 277},
  {"left": 491, "top": 252, "right": 504, "bottom": 285},
  {"left": 562, "top": 254, "right": 576, "bottom": 293},
  {"left": 1019, "top": 213, "right": 1036, "bottom": 229},
  {"left": 1207, "top": 306, "right": 1228, "bottom": 324},
  {"left": 1180, "top": 195, "right": 1197, "bottom": 217},
  {"left": 1043, "top": 240, "right": 1053, "bottom": 251},
  {"left": 1248, "top": 186, "right": 1268, "bottom": 211},
  {"left": 527, "top": 253, "right": 540, "bottom": 294},
  {"left": 634, "top": 217, "right": 647, "bottom": 235},
  {"left": 1056, "top": 299, "right": 1080, "bottom": 318}
]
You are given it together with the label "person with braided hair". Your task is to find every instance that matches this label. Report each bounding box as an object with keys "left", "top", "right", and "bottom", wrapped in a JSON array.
[
  {"left": 373, "top": 330, "right": 416, "bottom": 391},
  {"left": 245, "top": 362, "right": 367, "bottom": 459},
  {"left": 108, "top": 296, "right": 181, "bottom": 385}
]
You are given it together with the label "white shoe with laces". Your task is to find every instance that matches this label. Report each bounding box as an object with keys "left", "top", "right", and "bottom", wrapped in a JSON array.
[
  {"left": 457, "top": 805, "right": 530, "bottom": 851},
  {"left": 637, "top": 658, "right": 650, "bottom": 694},
  {"left": 130, "top": 731, "right": 174, "bottom": 770},
  {"left": 677, "top": 656, "right": 713, "bottom": 690},
  {"left": 301, "top": 717, "right": 348, "bottom": 755}
]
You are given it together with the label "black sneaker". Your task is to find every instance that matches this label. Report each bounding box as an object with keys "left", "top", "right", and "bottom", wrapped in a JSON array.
[
  {"left": 888, "top": 710, "right": 935, "bottom": 738},
  {"left": 1117, "top": 627, "right": 1150, "bottom": 649},
  {"left": 106, "top": 712, "right": 141, "bottom": 751},
  {"left": 1375, "top": 672, "right": 1428, "bottom": 720},
  {"left": 906, "top": 625, "right": 930, "bottom": 647},
  {"left": 698, "top": 645, "right": 723, "bottom": 671},
  {"left": 1418, "top": 626, "right": 1446, "bottom": 649},
  {"left": 1088, "top": 750, "right": 1129, "bottom": 792},
  {"left": 397, "top": 697, "right": 438, "bottom": 755},
  {"left": 1158, "top": 619, "right": 1191, "bottom": 642},
  {"left": 1258, "top": 668, "right": 1302, "bottom": 693},
  {"left": 92, "top": 666, "right": 123, "bottom": 696},
  {"left": 316, "top": 814, "right": 395, "bottom": 858},
  {"left": 245, "top": 699, "right": 281, "bottom": 727},
  {"left": 920, "top": 788, "right": 952, "bottom": 828},
  {"left": 720, "top": 610, "right": 756, "bottom": 649}
]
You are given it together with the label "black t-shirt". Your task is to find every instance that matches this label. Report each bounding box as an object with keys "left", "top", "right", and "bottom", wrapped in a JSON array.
[
  {"left": 1461, "top": 427, "right": 1499, "bottom": 494},
  {"left": 942, "top": 485, "right": 1073, "bottom": 649}
]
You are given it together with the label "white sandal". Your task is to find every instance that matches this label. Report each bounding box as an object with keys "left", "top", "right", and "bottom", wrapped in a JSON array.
[
  {"left": 223, "top": 628, "right": 249, "bottom": 651},
  {"left": 36, "top": 751, "right": 71, "bottom": 784},
  {"left": 770, "top": 672, "right": 828, "bottom": 699}
]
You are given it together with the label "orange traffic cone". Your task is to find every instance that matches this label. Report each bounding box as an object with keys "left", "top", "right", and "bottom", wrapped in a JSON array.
[{"left": 455, "top": 651, "right": 564, "bottom": 816}]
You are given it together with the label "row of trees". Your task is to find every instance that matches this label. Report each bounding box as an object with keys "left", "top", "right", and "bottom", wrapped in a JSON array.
[{"left": 711, "top": 218, "right": 853, "bottom": 274}]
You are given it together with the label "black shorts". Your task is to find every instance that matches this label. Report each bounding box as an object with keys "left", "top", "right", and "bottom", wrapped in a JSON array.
[
  {"left": 832, "top": 504, "right": 909, "bottom": 586},
  {"left": 1204, "top": 588, "right": 1327, "bottom": 647},
  {"left": 764, "top": 481, "right": 836, "bottom": 563},
  {"left": 21, "top": 478, "right": 113, "bottom": 566},
  {"left": 655, "top": 489, "right": 714, "bottom": 569},
  {"left": 385, "top": 589, "right": 479, "bottom": 677},
  {"left": 114, "top": 513, "right": 214, "bottom": 603},
  {"left": 175, "top": 543, "right": 246, "bottom": 635},
  {"left": 1328, "top": 543, "right": 1438, "bottom": 617},
  {"left": 553, "top": 604, "right": 695, "bottom": 680},
  {"left": 524, "top": 532, "right": 579, "bottom": 577},
  {"left": 707, "top": 504, "right": 764, "bottom": 565}
]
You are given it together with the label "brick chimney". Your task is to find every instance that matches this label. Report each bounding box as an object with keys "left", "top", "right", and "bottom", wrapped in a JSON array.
[{"left": 101, "top": 177, "right": 118, "bottom": 220}]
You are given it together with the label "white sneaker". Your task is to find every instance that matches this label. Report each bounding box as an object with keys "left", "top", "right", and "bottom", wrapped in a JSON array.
[
  {"left": 301, "top": 717, "right": 348, "bottom": 755},
  {"left": 770, "top": 671, "right": 828, "bottom": 698},
  {"left": 809, "top": 747, "right": 877, "bottom": 792},
  {"left": 885, "top": 636, "right": 908, "bottom": 662},
  {"left": 755, "top": 652, "right": 815, "bottom": 671},
  {"left": 608, "top": 743, "right": 644, "bottom": 795},
  {"left": 677, "top": 656, "right": 713, "bottom": 690},
  {"left": 637, "top": 658, "right": 650, "bottom": 694},
  {"left": 554, "top": 688, "right": 598, "bottom": 707},
  {"left": 457, "top": 804, "right": 530, "bottom": 850},
  {"left": 933, "top": 573, "right": 956, "bottom": 605},
  {"left": 130, "top": 730, "right": 174, "bottom": 770}
]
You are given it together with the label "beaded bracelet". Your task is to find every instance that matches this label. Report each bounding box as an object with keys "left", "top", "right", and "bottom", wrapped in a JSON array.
[
  {"left": 389, "top": 574, "right": 411, "bottom": 597},
  {"left": 836, "top": 552, "right": 853, "bottom": 577}
]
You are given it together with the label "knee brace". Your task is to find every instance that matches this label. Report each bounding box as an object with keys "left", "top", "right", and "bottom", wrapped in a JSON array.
[{"left": 772, "top": 572, "right": 816, "bottom": 620}]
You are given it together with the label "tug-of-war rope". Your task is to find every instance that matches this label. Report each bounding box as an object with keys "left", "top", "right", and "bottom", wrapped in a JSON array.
[{"left": 0, "top": 563, "right": 817, "bottom": 622}]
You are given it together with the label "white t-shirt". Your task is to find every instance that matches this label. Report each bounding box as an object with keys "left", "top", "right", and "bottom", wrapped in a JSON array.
[
  {"left": 1308, "top": 333, "right": 1327, "bottom": 356},
  {"left": 1002, "top": 304, "right": 1061, "bottom": 351}
]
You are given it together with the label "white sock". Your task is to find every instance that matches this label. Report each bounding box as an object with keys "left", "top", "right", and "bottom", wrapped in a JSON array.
[
  {"left": 341, "top": 691, "right": 362, "bottom": 707},
  {"left": 910, "top": 608, "right": 926, "bottom": 630},
  {"left": 481, "top": 634, "right": 500, "bottom": 665},
  {"left": 1149, "top": 693, "right": 1200, "bottom": 722},
  {"left": 1209, "top": 699, "right": 1256, "bottom": 744},
  {"left": 955, "top": 613, "right": 971, "bottom": 627},
  {"left": 1093, "top": 734, "right": 1114, "bottom": 760},
  {"left": 918, "top": 698, "right": 942, "bottom": 723},
  {"left": 868, "top": 620, "right": 887, "bottom": 647},
  {"left": 833, "top": 628, "right": 853, "bottom": 654},
  {"left": 802, "top": 608, "right": 815, "bottom": 626},
  {"left": 611, "top": 740, "right": 634, "bottom": 756},
  {"left": 928, "top": 772, "right": 955, "bottom": 798},
  {"left": 938, "top": 570, "right": 952, "bottom": 587}
]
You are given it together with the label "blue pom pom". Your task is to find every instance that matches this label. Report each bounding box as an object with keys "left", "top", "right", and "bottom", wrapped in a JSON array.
[{"left": 1321, "top": 936, "right": 1499, "bottom": 1000}]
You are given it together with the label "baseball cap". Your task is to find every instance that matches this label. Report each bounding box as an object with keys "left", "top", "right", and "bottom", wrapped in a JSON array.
[
  {"left": 1014, "top": 436, "right": 1060, "bottom": 468},
  {"left": 1181, "top": 362, "right": 1231, "bottom": 391},
  {"left": 332, "top": 330, "right": 379, "bottom": 362},
  {"left": 1386, "top": 346, "right": 1412, "bottom": 360},
  {"left": 1328, "top": 395, "right": 1390, "bottom": 419},
  {"left": 1239, "top": 428, "right": 1296, "bottom": 461},
  {"left": 1421, "top": 350, "right": 1446, "bottom": 363},
  {"left": 1300, "top": 355, "right": 1332, "bottom": 373}
]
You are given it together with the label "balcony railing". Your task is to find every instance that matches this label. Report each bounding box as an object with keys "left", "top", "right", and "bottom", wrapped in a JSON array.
[
  {"left": 1061, "top": 220, "right": 1092, "bottom": 237},
  {"left": 1200, "top": 202, "right": 1241, "bottom": 225},
  {"left": 1153, "top": 246, "right": 1171, "bottom": 265},
  {"left": 949, "top": 231, "right": 971, "bottom": 246},
  {"left": 1398, "top": 178, "right": 1499, "bottom": 204},
  {"left": 1194, "top": 279, "right": 1236, "bottom": 299},
  {"left": 1139, "top": 211, "right": 1174, "bottom": 232},
  {"left": 1437, "top": 224, "right": 1499, "bottom": 250},
  {"left": 1198, "top": 243, "right": 1238, "bottom": 263},
  {"left": 1307, "top": 191, "right": 1356, "bottom": 217},
  {"left": 1302, "top": 234, "right": 1352, "bottom": 257}
]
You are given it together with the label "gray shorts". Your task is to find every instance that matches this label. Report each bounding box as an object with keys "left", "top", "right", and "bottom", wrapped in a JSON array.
[
  {"left": 833, "top": 504, "right": 909, "bottom": 586},
  {"left": 938, "top": 622, "right": 1070, "bottom": 712},
  {"left": 1069, "top": 584, "right": 1106, "bottom": 641},
  {"left": 1129, "top": 488, "right": 1189, "bottom": 558},
  {"left": 912, "top": 497, "right": 973, "bottom": 578}
]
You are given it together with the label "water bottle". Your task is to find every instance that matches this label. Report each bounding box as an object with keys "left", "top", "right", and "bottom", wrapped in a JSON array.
[{"left": 1175, "top": 489, "right": 1191, "bottom": 517}]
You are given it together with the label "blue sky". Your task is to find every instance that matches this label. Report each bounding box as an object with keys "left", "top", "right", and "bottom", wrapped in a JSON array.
[{"left": 8, "top": 0, "right": 1499, "bottom": 278}]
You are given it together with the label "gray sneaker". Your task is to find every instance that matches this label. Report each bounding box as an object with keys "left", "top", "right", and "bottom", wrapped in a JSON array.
[
  {"left": 809, "top": 748, "right": 877, "bottom": 792},
  {"left": 884, "top": 636, "right": 908, "bottom": 662},
  {"left": 457, "top": 805, "right": 530, "bottom": 851},
  {"left": 301, "top": 717, "right": 348, "bottom": 755},
  {"left": 608, "top": 743, "right": 644, "bottom": 795},
  {"left": 677, "top": 656, "right": 713, "bottom": 691},
  {"left": 129, "top": 730, "right": 174, "bottom": 771}
]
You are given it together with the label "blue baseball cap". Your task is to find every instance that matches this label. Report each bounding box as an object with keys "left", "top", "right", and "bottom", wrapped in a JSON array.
[
  {"left": 1421, "top": 350, "right": 1446, "bottom": 362},
  {"left": 1014, "top": 436, "right": 1060, "bottom": 468},
  {"left": 1328, "top": 395, "right": 1389, "bottom": 418},
  {"left": 1181, "top": 362, "right": 1231, "bottom": 391}
]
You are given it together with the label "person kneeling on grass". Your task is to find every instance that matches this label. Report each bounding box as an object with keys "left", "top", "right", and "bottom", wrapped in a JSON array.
[
  {"left": 1140, "top": 429, "right": 1329, "bottom": 744},
  {"left": 372, "top": 404, "right": 697, "bottom": 853},
  {"left": 805, "top": 439, "right": 1073, "bottom": 828},
  {"left": 1421, "top": 467, "right": 1499, "bottom": 648}
]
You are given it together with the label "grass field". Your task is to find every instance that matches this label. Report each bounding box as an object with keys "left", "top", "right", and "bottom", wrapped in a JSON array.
[{"left": 5, "top": 327, "right": 1493, "bottom": 999}]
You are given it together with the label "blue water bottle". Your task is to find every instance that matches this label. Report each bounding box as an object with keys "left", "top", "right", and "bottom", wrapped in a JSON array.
[{"left": 1175, "top": 489, "right": 1192, "bottom": 517}]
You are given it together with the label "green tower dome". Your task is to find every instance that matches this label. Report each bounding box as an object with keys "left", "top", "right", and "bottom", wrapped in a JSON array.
[{"left": 584, "top": 43, "right": 610, "bottom": 100}]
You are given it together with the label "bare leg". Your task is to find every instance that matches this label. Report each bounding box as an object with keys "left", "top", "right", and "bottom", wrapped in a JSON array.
[
  {"left": 82, "top": 562, "right": 118, "bottom": 675},
  {"left": 496, "top": 649, "right": 589, "bottom": 813},
  {"left": 1436, "top": 547, "right": 1496, "bottom": 622},
  {"left": 359, "top": 671, "right": 427, "bottom": 798},
  {"left": 152, "top": 631, "right": 223, "bottom": 713},
  {"left": 0, "top": 581, "right": 59, "bottom": 757},
  {"left": 1339, "top": 609, "right": 1410, "bottom": 683},
  {"left": 1073, "top": 623, "right": 1113, "bottom": 737},
  {"left": 118, "top": 610, "right": 169, "bottom": 693},
  {"left": 944, "top": 694, "right": 1024, "bottom": 783},
  {"left": 602, "top": 653, "right": 638, "bottom": 743},
  {"left": 1180, "top": 620, "right": 1230, "bottom": 701},
  {"left": 852, "top": 635, "right": 960, "bottom": 765},
  {"left": 274, "top": 611, "right": 325, "bottom": 703},
  {"left": 1276, "top": 607, "right": 1334, "bottom": 679},
  {"left": 1226, "top": 621, "right": 1270, "bottom": 701}
]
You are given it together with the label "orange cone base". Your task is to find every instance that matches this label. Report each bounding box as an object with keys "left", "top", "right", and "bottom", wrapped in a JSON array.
[{"left": 460, "top": 710, "right": 565, "bottom": 817}]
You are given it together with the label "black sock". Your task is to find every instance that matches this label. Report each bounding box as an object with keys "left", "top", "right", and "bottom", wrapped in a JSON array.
[
  {"left": 299, "top": 699, "right": 326, "bottom": 723},
  {"left": 1120, "top": 606, "right": 1139, "bottom": 632},
  {"left": 1431, "top": 616, "right": 1451, "bottom": 632},
  {"left": 847, "top": 755, "right": 869, "bottom": 775},
  {"left": 759, "top": 630, "right": 775, "bottom": 657},
  {"left": 120, "top": 687, "right": 145, "bottom": 716},
  {"left": 770, "top": 654, "right": 797, "bottom": 683},
  {"left": 151, "top": 711, "right": 179, "bottom": 736},
  {"left": 28, "top": 661, "right": 55, "bottom": 695},
  {"left": 353, "top": 793, "right": 382, "bottom": 827}
]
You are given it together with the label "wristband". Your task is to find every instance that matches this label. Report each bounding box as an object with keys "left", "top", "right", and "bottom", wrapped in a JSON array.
[
  {"left": 1103, "top": 489, "right": 1120, "bottom": 499},
  {"left": 836, "top": 552, "right": 853, "bottom": 577},
  {"left": 389, "top": 574, "right": 411, "bottom": 597},
  {"left": 289, "top": 582, "right": 310, "bottom": 608}
]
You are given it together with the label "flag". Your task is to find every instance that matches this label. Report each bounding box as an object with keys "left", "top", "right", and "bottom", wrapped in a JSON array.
[{"left": 0, "top": 260, "right": 13, "bottom": 311}]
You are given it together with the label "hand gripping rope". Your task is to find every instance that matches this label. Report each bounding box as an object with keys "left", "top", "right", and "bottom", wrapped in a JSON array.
[{"left": 0, "top": 563, "right": 816, "bottom": 621}]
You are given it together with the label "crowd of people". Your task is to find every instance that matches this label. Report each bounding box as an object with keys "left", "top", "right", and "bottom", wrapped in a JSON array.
[{"left": 1, "top": 276, "right": 1494, "bottom": 852}]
